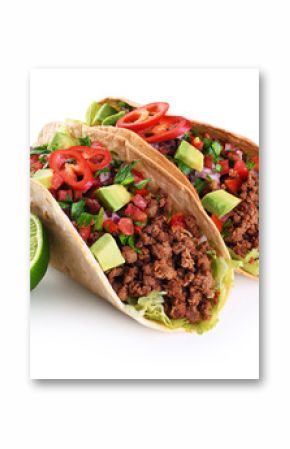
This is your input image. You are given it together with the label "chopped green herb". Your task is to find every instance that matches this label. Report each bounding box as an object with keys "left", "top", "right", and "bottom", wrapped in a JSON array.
[
  {"left": 177, "top": 160, "right": 192, "bottom": 175},
  {"left": 77, "top": 212, "right": 95, "bottom": 227},
  {"left": 156, "top": 194, "right": 161, "bottom": 202},
  {"left": 134, "top": 220, "right": 146, "bottom": 227},
  {"left": 194, "top": 178, "right": 206, "bottom": 195},
  {"left": 71, "top": 200, "right": 85, "bottom": 220},
  {"left": 182, "top": 131, "right": 191, "bottom": 142},
  {"left": 114, "top": 161, "right": 138, "bottom": 185},
  {"left": 192, "top": 129, "right": 200, "bottom": 137},
  {"left": 30, "top": 144, "right": 51, "bottom": 155},
  {"left": 78, "top": 136, "right": 91, "bottom": 146},
  {"left": 134, "top": 178, "right": 151, "bottom": 189},
  {"left": 127, "top": 235, "right": 142, "bottom": 254},
  {"left": 203, "top": 137, "right": 212, "bottom": 150},
  {"left": 215, "top": 163, "right": 222, "bottom": 173},
  {"left": 118, "top": 234, "right": 128, "bottom": 245},
  {"left": 246, "top": 161, "right": 256, "bottom": 169},
  {"left": 58, "top": 201, "right": 70, "bottom": 209},
  {"left": 94, "top": 207, "right": 104, "bottom": 231},
  {"left": 221, "top": 218, "right": 233, "bottom": 238},
  {"left": 95, "top": 166, "right": 110, "bottom": 177},
  {"left": 212, "top": 141, "right": 222, "bottom": 155}
]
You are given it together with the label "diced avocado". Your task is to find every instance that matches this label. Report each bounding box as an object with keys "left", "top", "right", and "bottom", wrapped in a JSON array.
[
  {"left": 33, "top": 169, "right": 53, "bottom": 189},
  {"left": 174, "top": 140, "right": 204, "bottom": 172},
  {"left": 202, "top": 190, "right": 241, "bottom": 219},
  {"left": 94, "top": 103, "right": 117, "bottom": 124},
  {"left": 90, "top": 233, "right": 125, "bottom": 272},
  {"left": 102, "top": 110, "right": 126, "bottom": 126},
  {"left": 97, "top": 184, "right": 131, "bottom": 212},
  {"left": 48, "top": 132, "right": 78, "bottom": 151}
]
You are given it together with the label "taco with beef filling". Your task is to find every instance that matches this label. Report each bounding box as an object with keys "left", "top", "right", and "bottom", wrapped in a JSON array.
[
  {"left": 30, "top": 121, "right": 234, "bottom": 333},
  {"left": 83, "top": 98, "right": 259, "bottom": 279}
]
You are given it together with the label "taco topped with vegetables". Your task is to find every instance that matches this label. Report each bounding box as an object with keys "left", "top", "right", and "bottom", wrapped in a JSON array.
[
  {"left": 30, "top": 122, "right": 233, "bottom": 333},
  {"left": 84, "top": 99, "right": 259, "bottom": 278}
]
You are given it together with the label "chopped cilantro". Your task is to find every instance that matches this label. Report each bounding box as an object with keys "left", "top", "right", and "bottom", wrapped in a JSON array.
[
  {"left": 118, "top": 233, "right": 141, "bottom": 254},
  {"left": 95, "top": 166, "right": 110, "bottom": 177},
  {"left": 71, "top": 200, "right": 85, "bottom": 220},
  {"left": 177, "top": 160, "right": 192, "bottom": 175},
  {"left": 194, "top": 178, "right": 206, "bottom": 195},
  {"left": 94, "top": 208, "right": 104, "bottom": 231},
  {"left": 114, "top": 161, "right": 138, "bottom": 185},
  {"left": 182, "top": 131, "right": 191, "bottom": 142},
  {"left": 58, "top": 201, "right": 70, "bottom": 209},
  {"left": 215, "top": 163, "right": 222, "bottom": 173},
  {"left": 212, "top": 141, "right": 222, "bottom": 155},
  {"left": 246, "top": 160, "right": 256, "bottom": 169},
  {"left": 30, "top": 144, "right": 51, "bottom": 155},
  {"left": 192, "top": 129, "right": 200, "bottom": 137},
  {"left": 78, "top": 136, "right": 91, "bottom": 146},
  {"left": 134, "top": 178, "right": 151, "bottom": 189},
  {"left": 203, "top": 137, "right": 212, "bottom": 150},
  {"left": 77, "top": 212, "right": 95, "bottom": 227}
]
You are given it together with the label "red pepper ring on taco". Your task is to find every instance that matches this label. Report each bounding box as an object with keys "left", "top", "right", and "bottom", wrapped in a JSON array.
[
  {"left": 30, "top": 122, "right": 234, "bottom": 333},
  {"left": 86, "top": 98, "right": 259, "bottom": 279}
]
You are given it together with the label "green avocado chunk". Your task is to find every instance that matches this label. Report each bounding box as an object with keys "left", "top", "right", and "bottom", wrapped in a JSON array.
[
  {"left": 90, "top": 233, "right": 125, "bottom": 272},
  {"left": 174, "top": 140, "right": 204, "bottom": 172},
  {"left": 94, "top": 103, "right": 117, "bottom": 124},
  {"left": 48, "top": 132, "right": 78, "bottom": 151},
  {"left": 97, "top": 184, "right": 132, "bottom": 212},
  {"left": 202, "top": 190, "right": 241, "bottom": 218},
  {"left": 33, "top": 169, "right": 53, "bottom": 188}
]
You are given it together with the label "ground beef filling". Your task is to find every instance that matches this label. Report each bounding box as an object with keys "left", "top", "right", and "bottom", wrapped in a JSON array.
[
  {"left": 222, "top": 170, "right": 259, "bottom": 258},
  {"left": 107, "top": 195, "right": 215, "bottom": 324}
]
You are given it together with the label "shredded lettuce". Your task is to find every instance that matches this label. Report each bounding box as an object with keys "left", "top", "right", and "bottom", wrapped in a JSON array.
[
  {"left": 125, "top": 253, "right": 233, "bottom": 335},
  {"left": 229, "top": 248, "right": 259, "bottom": 276}
]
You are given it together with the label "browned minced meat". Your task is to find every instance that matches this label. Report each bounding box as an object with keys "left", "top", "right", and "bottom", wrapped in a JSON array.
[
  {"left": 107, "top": 194, "right": 215, "bottom": 324},
  {"left": 222, "top": 170, "right": 259, "bottom": 257}
]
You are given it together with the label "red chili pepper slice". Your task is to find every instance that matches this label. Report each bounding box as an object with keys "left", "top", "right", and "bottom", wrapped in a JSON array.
[
  {"left": 70, "top": 145, "right": 112, "bottom": 172},
  {"left": 118, "top": 218, "right": 134, "bottom": 235},
  {"left": 116, "top": 102, "right": 169, "bottom": 131},
  {"left": 170, "top": 212, "right": 186, "bottom": 228},
  {"left": 211, "top": 214, "right": 223, "bottom": 232},
  {"left": 234, "top": 160, "right": 249, "bottom": 179},
  {"left": 138, "top": 116, "right": 191, "bottom": 143},
  {"left": 49, "top": 149, "right": 94, "bottom": 191},
  {"left": 134, "top": 188, "right": 149, "bottom": 196},
  {"left": 224, "top": 177, "right": 242, "bottom": 194}
]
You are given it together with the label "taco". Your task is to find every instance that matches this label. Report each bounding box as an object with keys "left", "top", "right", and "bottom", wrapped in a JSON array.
[
  {"left": 30, "top": 121, "right": 233, "bottom": 333},
  {"left": 84, "top": 98, "right": 259, "bottom": 279}
]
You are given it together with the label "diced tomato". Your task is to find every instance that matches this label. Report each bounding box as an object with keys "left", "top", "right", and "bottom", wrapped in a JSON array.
[
  {"left": 132, "top": 169, "right": 145, "bottom": 184},
  {"left": 103, "top": 219, "right": 119, "bottom": 234},
  {"left": 204, "top": 155, "right": 213, "bottom": 169},
  {"left": 132, "top": 194, "right": 148, "bottom": 210},
  {"left": 125, "top": 203, "right": 147, "bottom": 222},
  {"left": 74, "top": 191, "right": 83, "bottom": 201},
  {"left": 227, "top": 152, "right": 240, "bottom": 162},
  {"left": 134, "top": 226, "right": 142, "bottom": 234},
  {"left": 170, "top": 212, "right": 186, "bottom": 228},
  {"left": 134, "top": 188, "right": 149, "bottom": 196},
  {"left": 251, "top": 155, "right": 259, "bottom": 171},
  {"left": 190, "top": 136, "right": 204, "bottom": 150},
  {"left": 204, "top": 132, "right": 211, "bottom": 140},
  {"left": 118, "top": 218, "right": 134, "bottom": 235},
  {"left": 234, "top": 160, "right": 248, "bottom": 179},
  {"left": 224, "top": 177, "right": 242, "bottom": 194},
  {"left": 79, "top": 225, "right": 91, "bottom": 241},
  {"left": 57, "top": 189, "right": 73, "bottom": 202},
  {"left": 85, "top": 198, "right": 100, "bottom": 214},
  {"left": 211, "top": 214, "right": 223, "bottom": 232},
  {"left": 51, "top": 172, "right": 64, "bottom": 190},
  {"left": 219, "top": 159, "right": 229, "bottom": 175},
  {"left": 30, "top": 154, "right": 44, "bottom": 172}
]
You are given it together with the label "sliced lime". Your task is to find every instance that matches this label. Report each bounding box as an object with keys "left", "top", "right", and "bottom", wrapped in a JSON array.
[{"left": 30, "top": 213, "right": 49, "bottom": 290}]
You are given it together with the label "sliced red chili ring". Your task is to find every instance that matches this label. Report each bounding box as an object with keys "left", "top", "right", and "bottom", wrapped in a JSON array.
[
  {"left": 49, "top": 149, "right": 93, "bottom": 191},
  {"left": 69, "top": 145, "right": 112, "bottom": 172},
  {"left": 138, "top": 116, "right": 191, "bottom": 143},
  {"left": 116, "top": 102, "right": 169, "bottom": 131}
]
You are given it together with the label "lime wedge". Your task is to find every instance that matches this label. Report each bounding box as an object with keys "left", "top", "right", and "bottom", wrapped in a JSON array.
[{"left": 30, "top": 213, "right": 49, "bottom": 290}]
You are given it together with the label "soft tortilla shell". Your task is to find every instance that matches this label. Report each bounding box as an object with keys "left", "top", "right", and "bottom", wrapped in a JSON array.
[
  {"left": 98, "top": 97, "right": 259, "bottom": 280},
  {"left": 31, "top": 121, "right": 232, "bottom": 332}
]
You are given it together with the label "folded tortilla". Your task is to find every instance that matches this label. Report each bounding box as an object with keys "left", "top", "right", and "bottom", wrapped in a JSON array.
[
  {"left": 31, "top": 121, "right": 233, "bottom": 332},
  {"left": 95, "top": 97, "right": 259, "bottom": 280}
]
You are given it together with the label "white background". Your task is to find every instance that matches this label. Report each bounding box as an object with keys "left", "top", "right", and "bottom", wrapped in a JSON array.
[
  {"left": 1, "top": 1, "right": 288, "bottom": 448},
  {"left": 30, "top": 68, "right": 259, "bottom": 380}
]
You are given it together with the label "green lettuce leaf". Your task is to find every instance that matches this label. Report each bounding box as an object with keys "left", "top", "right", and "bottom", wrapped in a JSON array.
[{"left": 229, "top": 248, "right": 259, "bottom": 276}]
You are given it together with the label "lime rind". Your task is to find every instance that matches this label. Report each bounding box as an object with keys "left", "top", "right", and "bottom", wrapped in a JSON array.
[{"left": 30, "top": 213, "right": 49, "bottom": 290}]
